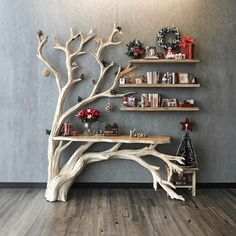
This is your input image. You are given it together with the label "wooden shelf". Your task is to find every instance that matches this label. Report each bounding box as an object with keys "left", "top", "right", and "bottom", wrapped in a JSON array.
[
  {"left": 53, "top": 135, "right": 171, "bottom": 144},
  {"left": 131, "top": 59, "right": 200, "bottom": 64},
  {"left": 174, "top": 185, "right": 193, "bottom": 188},
  {"left": 120, "top": 107, "right": 200, "bottom": 112},
  {"left": 119, "top": 83, "right": 200, "bottom": 88}
]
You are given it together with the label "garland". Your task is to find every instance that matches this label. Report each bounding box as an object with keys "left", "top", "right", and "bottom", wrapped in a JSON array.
[
  {"left": 126, "top": 39, "right": 145, "bottom": 59},
  {"left": 157, "top": 26, "right": 181, "bottom": 50}
]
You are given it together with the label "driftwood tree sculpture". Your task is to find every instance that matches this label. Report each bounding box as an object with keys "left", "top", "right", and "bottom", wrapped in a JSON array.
[{"left": 37, "top": 23, "right": 185, "bottom": 202}]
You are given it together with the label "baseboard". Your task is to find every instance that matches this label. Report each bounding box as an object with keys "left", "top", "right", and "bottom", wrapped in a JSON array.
[{"left": 0, "top": 182, "right": 235, "bottom": 189}]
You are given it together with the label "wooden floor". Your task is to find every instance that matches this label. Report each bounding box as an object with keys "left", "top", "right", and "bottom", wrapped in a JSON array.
[{"left": 0, "top": 188, "right": 235, "bottom": 236}]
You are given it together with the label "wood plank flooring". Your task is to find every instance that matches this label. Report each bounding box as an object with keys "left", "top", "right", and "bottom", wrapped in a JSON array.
[{"left": 0, "top": 188, "right": 235, "bottom": 236}]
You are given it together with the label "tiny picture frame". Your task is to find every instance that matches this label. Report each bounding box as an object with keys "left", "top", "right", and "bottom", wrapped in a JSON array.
[
  {"left": 135, "top": 77, "right": 143, "bottom": 84},
  {"left": 145, "top": 46, "right": 157, "bottom": 58},
  {"left": 119, "top": 77, "right": 126, "bottom": 84},
  {"left": 178, "top": 72, "right": 189, "bottom": 84}
]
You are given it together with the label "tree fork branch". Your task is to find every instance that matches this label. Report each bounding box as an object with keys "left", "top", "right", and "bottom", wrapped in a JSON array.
[{"left": 37, "top": 34, "right": 63, "bottom": 92}]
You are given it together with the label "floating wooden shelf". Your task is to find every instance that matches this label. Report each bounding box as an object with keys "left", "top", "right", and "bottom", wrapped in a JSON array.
[
  {"left": 53, "top": 134, "right": 171, "bottom": 144},
  {"left": 119, "top": 83, "right": 200, "bottom": 88},
  {"left": 130, "top": 59, "right": 200, "bottom": 64},
  {"left": 120, "top": 107, "right": 200, "bottom": 112}
]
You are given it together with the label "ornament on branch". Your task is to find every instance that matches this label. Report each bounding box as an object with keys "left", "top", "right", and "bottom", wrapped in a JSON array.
[
  {"left": 37, "top": 30, "right": 44, "bottom": 38},
  {"left": 42, "top": 67, "right": 51, "bottom": 77},
  {"left": 101, "top": 60, "right": 109, "bottom": 67},
  {"left": 45, "top": 129, "right": 51, "bottom": 135},
  {"left": 105, "top": 102, "right": 112, "bottom": 112},
  {"left": 71, "top": 62, "right": 78, "bottom": 68},
  {"left": 77, "top": 96, "right": 83, "bottom": 102},
  {"left": 79, "top": 73, "right": 85, "bottom": 80},
  {"left": 91, "top": 78, "right": 97, "bottom": 85},
  {"left": 116, "top": 26, "right": 122, "bottom": 32},
  {"left": 110, "top": 89, "right": 117, "bottom": 95}
]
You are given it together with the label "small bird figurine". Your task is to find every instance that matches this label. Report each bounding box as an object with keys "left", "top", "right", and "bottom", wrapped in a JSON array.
[
  {"left": 71, "top": 62, "right": 78, "bottom": 67},
  {"left": 77, "top": 96, "right": 83, "bottom": 102},
  {"left": 80, "top": 73, "right": 85, "bottom": 80},
  {"left": 37, "top": 30, "right": 43, "bottom": 38},
  {"left": 45, "top": 129, "right": 51, "bottom": 135},
  {"left": 116, "top": 26, "right": 122, "bottom": 31},
  {"left": 91, "top": 78, "right": 97, "bottom": 85}
]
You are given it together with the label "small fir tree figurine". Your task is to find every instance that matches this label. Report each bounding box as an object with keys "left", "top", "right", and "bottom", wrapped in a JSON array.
[{"left": 176, "top": 118, "right": 197, "bottom": 167}]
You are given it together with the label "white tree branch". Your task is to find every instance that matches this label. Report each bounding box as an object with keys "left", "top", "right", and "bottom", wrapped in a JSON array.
[
  {"left": 70, "top": 30, "right": 96, "bottom": 59},
  {"left": 45, "top": 143, "right": 185, "bottom": 202},
  {"left": 37, "top": 35, "right": 62, "bottom": 92},
  {"left": 53, "top": 36, "right": 67, "bottom": 53}
]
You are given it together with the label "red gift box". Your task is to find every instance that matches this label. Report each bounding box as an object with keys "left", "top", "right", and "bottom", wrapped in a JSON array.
[
  {"left": 180, "top": 36, "right": 196, "bottom": 59},
  {"left": 180, "top": 43, "right": 194, "bottom": 59}
]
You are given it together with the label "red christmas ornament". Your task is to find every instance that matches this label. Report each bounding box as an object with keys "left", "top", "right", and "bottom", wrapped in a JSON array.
[{"left": 180, "top": 118, "right": 193, "bottom": 131}]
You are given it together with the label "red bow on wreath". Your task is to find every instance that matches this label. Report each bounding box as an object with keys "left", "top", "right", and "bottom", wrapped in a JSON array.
[{"left": 179, "top": 36, "right": 196, "bottom": 47}]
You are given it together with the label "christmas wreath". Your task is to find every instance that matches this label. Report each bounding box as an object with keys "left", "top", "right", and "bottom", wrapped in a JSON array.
[
  {"left": 126, "top": 39, "right": 145, "bottom": 59},
  {"left": 157, "top": 26, "right": 181, "bottom": 50}
]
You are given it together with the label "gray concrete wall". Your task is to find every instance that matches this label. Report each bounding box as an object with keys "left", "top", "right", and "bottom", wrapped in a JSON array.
[{"left": 0, "top": 0, "right": 235, "bottom": 183}]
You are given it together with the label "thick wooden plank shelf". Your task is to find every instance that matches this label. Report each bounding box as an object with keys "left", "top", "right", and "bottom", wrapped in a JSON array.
[
  {"left": 120, "top": 107, "right": 200, "bottom": 112},
  {"left": 131, "top": 59, "right": 200, "bottom": 64},
  {"left": 53, "top": 135, "right": 171, "bottom": 144},
  {"left": 119, "top": 83, "right": 200, "bottom": 88}
]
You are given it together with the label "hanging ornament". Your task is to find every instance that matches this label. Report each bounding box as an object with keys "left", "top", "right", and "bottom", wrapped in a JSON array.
[
  {"left": 110, "top": 89, "right": 117, "bottom": 95},
  {"left": 91, "top": 78, "right": 97, "bottom": 85},
  {"left": 45, "top": 129, "right": 51, "bottom": 135},
  {"left": 117, "top": 26, "right": 122, "bottom": 32},
  {"left": 42, "top": 67, "right": 51, "bottom": 77},
  {"left": 105, "top": 102, "right": 112, "bottom": 112},
  {"left": 71, "top": 62, "right": 78, "bottom": 67},
  {"left": 101, "top": 60, "right": 109, "bottom": 67},
  {"left": 37, "top": 29, "right": 43, "bottom": 38},
  {"left": 180, "top": 118, "right": 193, "bottom": 131},
  {"left": 77, "top": 96, "right": 83, "bottom": 102},
  {"left": 80, "top": 73, "right": 85, "bottom": 80}
]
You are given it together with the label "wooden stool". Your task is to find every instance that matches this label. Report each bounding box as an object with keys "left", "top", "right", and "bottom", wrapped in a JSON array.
[{"left": 166, "top": 166, "right": 199, "bottom": 196}]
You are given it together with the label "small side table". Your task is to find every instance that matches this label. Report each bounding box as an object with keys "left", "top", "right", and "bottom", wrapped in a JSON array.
[{"left": 166, "top": 166, "right": 199, "bottom": 196}]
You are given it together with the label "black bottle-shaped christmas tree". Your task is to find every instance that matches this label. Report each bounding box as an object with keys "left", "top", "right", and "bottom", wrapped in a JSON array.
[{"left": 177, "top": 118, "right": 197, "bottom": 167}]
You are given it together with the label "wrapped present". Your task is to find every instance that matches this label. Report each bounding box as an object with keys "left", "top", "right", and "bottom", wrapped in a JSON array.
[
  {"left": 62, "top": 123, "right": 72, "bottom": 136},
  {"left": 71, "top": 130, "right": 79, "bottom": 136},
  {"left": 180, "top": 36, "right": 196, "bottom": 59}
]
